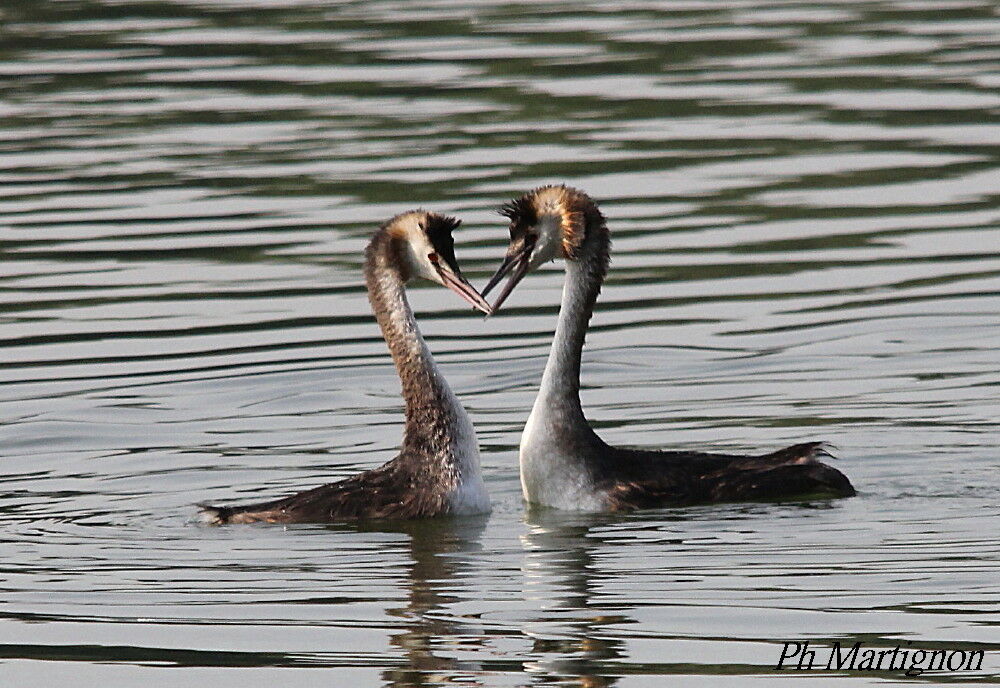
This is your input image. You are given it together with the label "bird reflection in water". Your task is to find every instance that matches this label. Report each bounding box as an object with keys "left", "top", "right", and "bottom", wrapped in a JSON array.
[
  {"left": 521, "top": 509, "right": 628, "bottom": 687},
  {"left": 374, "top": 515, "right": 490, "bottom": 687}
]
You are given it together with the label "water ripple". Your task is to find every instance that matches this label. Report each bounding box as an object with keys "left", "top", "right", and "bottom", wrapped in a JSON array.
[{"left": 1, "top": 0, "right": 999, "bottom": 684}]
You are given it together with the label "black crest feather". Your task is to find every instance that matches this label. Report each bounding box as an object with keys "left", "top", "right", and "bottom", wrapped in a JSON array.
[
  {"left": 499, "top": 195, "right": 537, "bottom": 239},
  {"left": 421, "top": 212, "right": 462, "bottom": 272},
  {"left": 499, "top": 195, "right": 536, "bottom": 222}
]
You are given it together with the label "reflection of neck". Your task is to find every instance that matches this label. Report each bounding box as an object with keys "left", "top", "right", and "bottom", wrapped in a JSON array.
[
  {"left": 364, "top": 235, "right": 456, "bottom": 450},
  {"left": 535, "top": 223, "right": 609, "bottom": 428},
  {"left": 384, "top": 519, "right": 485, "bottom": 688},
  {"left": 523, "top": 516, "right": 624, "bottom": 673}
]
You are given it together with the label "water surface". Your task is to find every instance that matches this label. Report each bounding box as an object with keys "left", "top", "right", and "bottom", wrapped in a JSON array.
[{"left": 2, "top": 0, "right": 999, "bottom": 685}]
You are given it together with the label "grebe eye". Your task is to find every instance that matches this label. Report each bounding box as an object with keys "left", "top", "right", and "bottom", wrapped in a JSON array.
[{"left": 427, "top": 252, "right": 439, "bottom": 264}]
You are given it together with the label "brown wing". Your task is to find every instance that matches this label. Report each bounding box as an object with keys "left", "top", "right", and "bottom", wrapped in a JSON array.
[
  {"left": 199, "top": 452, "right": 453, "bottom": 524},
  {"left": 603, "top": 442, "right": 855, "bottom": 512}
]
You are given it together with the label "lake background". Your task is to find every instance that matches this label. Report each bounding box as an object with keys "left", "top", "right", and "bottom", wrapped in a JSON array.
[{"left": 1, "top": 0, "right": 998, "bottom": 685}]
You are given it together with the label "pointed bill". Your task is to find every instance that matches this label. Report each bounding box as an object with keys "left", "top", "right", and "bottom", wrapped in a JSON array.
[
  {"left": 481, "top": 253, "right": 516, "bottom": 298},
  {"left": 486, "top": 236, "right": 535, "bottom": 314},
  {"left": 434, "top": 260, "right": 492, "bottom": 314}
]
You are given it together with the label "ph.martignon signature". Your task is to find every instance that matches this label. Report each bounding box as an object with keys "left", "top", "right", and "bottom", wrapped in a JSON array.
[{"left": 777, "top": 641, "right": 985, "bottom": 677}]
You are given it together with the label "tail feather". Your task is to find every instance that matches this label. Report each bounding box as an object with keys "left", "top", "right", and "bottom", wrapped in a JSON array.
[
  {"left": 197, "top": 501, "right": 291, "bottom": 525},
  {"left": 718, "top": 441, "right": 855, "bottom": 499},
  {"left": 710, "top": 462, "right": 856, "bottom": 501},
  {"left": 762, "top": 440, "right": 836, "bottom": 464},
  {"left": 196, "top": 502, "right": 231, "bottom": 525}
]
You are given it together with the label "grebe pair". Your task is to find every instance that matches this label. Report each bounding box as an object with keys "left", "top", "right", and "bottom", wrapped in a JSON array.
[{"left": 201, "top": 188, "right": 853, "bottom": 524}]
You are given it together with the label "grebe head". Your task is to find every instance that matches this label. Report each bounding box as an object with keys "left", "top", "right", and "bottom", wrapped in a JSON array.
[
  {"left": 383, "top": 210, "right": 491, "bottom": 314},
  {"left": 483, "top": 185, "right": 601, "bottom": 312}
]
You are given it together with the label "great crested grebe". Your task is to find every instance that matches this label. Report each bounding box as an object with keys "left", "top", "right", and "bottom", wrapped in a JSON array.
[
  {"left": 483, "top": 185, "right": 855, "bottom": 511},
  {"left": 200, "top": 211, "right": 492, "bottom": 524}
]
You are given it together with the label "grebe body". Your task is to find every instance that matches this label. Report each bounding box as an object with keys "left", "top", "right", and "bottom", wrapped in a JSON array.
[
  {"left": 485, "top": 186, "right": 855, "bottom": 512},
  {"left": 201, "top": 211, "right": 491, "bottom": 524}
]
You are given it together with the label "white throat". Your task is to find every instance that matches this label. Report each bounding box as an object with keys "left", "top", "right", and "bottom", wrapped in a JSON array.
[
  {"left": 414, "top": 345, "right": 488, "bottom": 515},
  {"left": 518, "top": 258, "right": 605, "bottom": 511},
  {"left": 439, "top": 366, "right": 491, "bottom": 515}
]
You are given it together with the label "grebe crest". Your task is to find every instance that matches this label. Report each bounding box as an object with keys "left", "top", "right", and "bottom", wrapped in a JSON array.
[{"left": 488, "top": 186, "right": 609, "bottom": 312}]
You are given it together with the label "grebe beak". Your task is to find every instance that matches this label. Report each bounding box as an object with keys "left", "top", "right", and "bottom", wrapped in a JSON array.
[
  {"left": 483, "top": 235, "right": 535, "bottom": 314},
  {"left": 480, "top": 253, "right": 514, "bottom": 298},
  {"left": 432, "top": 258, "right": 492, "bottom": 315}
]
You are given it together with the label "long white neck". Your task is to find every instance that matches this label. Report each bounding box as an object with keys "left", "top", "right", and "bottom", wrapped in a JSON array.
[
  {"left": 531, "top": 222, "right": 609, "bottom": 425},
  {"left": 519, "top": 230, "right": 609, "bottom": 509},
  {"left": 533, "top": 259, "right": 592, "bottom": 424}
]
